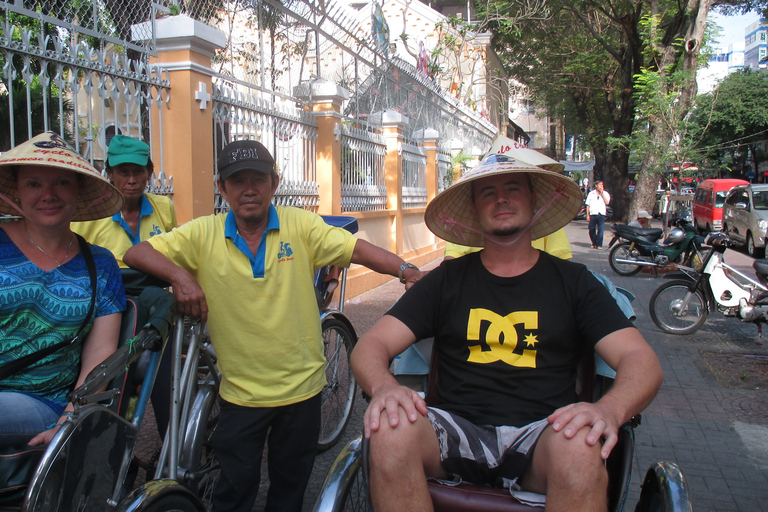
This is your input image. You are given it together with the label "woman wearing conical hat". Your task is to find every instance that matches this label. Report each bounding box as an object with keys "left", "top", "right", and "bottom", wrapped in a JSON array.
[{"left": 0, "top": 132, "right": 126, "bottom": 448}]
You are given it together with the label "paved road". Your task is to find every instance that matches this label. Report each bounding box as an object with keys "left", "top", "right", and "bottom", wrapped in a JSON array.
[{"left": 261, "top": 219, "right": 768, "bottom": 511}]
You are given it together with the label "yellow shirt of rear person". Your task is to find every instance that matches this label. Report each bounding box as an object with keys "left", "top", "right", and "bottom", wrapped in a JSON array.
[
  {"left": 72, "top": 193, "right": 177, "bottom": 267},
  {"left": 147, "top": 204, "right": 356, "bottom": 408},
  {"left": 443, "top": 227, "right": 572, "bottom": 260}
]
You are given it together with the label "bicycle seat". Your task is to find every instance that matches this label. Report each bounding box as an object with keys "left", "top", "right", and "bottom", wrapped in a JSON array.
[{"left": 321, "top": 215, "right": 359, "bottom": 234}]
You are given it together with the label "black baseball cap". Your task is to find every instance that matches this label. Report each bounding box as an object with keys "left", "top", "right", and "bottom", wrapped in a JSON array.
[{"left": 217, "top": 140, "right": 276, "bottom": 181}]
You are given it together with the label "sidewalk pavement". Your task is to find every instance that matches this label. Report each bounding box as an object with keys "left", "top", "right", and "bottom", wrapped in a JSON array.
[{"left": 279, "top": 219, "right": 768, "bottom": 511}]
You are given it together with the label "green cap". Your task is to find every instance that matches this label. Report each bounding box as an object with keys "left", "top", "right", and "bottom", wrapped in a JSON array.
[{"left": 107, "top": 135, "right": 150, "bottom": 167}]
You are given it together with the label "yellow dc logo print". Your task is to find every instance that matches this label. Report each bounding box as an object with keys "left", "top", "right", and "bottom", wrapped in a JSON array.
[{"left": 466, "top": 309, "right": 538, "bottom": 368}]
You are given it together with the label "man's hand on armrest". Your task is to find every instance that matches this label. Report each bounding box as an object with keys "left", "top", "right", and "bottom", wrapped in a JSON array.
[
  {"left": 548, "top": 327, "right": 662, "bottom": 460},
  {"left": 350, "top": 315, "right": 425, "bottom": 439},
  {"left": 547, "top": 401, "right": 621, "bottom": 460},
  {"left": 363, "top": 382, "right": 428, "bottom": 439},
  {"left": 124, "top": 241, "right": 209, "bottom": 322}
]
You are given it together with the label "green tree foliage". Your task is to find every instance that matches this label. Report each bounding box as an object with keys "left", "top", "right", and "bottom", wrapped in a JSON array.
[
  {"left": 477, "top": 0, "right": 767, "bottom": 221},
  {"left": 690, "top": 68, "right": 768, "bottom": 176},
  {"left": 480, "top": 0, "right": 643, "bottom": 219}
]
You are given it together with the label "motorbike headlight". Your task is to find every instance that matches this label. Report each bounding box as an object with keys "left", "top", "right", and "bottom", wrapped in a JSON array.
[{"left": 759, "top": 219, "right": 768, "bottom": 232}]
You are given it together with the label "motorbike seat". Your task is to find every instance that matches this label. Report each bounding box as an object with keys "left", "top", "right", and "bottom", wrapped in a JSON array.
[
  {"left": 613, "top": 224, "right": 662, "bottom": 239},
  {"left": 753, "top": 259, "right": 768, "bottom": 281}
]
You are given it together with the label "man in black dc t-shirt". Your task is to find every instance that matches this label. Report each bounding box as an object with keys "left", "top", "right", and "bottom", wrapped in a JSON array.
[
  {"left": 351, "top": 146, "right": 663, "bottom": 512},
  {"left": 389, "top": 251, "right": 632, "bottom": 429}
]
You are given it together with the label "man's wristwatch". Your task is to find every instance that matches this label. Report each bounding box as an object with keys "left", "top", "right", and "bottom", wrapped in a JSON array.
[{"left": 398, "top": 262, "right": 419, "bottom": 283}]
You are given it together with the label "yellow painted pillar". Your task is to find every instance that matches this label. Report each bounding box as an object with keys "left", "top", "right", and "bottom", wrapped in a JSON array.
[
  {"left": 374, "top": 110, "right": 408, "bottom": 254},
  {"left": 298, "top": 81, "right": 349, "bottom": 215},
  {"left": 143, "top": 15, "right": 225, "bottom": 223},
  {"left": 451, "top": 139, "right": 465, "bottom": 183},
  {"left": 422, "top": 128, "right": 439, "bottom": 203}
]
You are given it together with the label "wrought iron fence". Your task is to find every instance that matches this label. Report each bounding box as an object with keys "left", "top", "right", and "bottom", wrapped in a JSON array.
[
  {"left": 1, "top": 0, "right": 172, "bottom": 194},
  {"left": 401, "top": 141, "right": 426, "bottom": 208},
  {"left": 2, "top": 0, "right": 499, "bottom": 218},
  {"left": 212, "top": 76, "right": 319, "bottom": 214},
  {"left": 204, "top": 0, "right": 496, "bottom": 148},
  {"left": 341, "top": 124, "right": 386, "bottom": 212},
  {"left": 437, "top": 148, "right": 452, "bottom": 193},
  {"left": 0, "top": 0, "right": 166, "bottom": 55}
]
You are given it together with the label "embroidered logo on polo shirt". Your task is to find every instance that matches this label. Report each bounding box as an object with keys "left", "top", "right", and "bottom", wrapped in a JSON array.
[
  {"left": 277, "top": 241, "right": 293, "bottom": 262},
  {"left": 465, "top": 309, "right": 538, "bottom": 368},
  {"left": 150, "top": 225, "right": 162, "bottom": 236}
]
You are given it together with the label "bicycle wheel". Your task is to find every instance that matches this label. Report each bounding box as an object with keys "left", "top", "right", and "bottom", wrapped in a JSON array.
[
  {"left": 609, "top": 242, "right": 644, "bottom": 276},
  {"left": 313, "top": 438, "right": 370, "bottom": 512},
  {"left": 318, "top": 318, "right": 357, "bottom": 452},
  {"left": 138, "top": 493, "right": 204, "bottom": 512},
  {"left": 634, "top": 462, "right": 692, "bottom": 512},
  {"left": 339, "top": 462, "right": 370, "bottom": 512},
  {"left": 649, "top": 280, "right": 708, "bottom": 335},
  {"left": 179, "top": 385, "right": 220, "bottom": 511}
]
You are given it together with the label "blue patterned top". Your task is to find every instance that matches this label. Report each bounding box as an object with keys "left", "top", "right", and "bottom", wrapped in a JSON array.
[{"left": 0, "top": 228, "right": 126, "bottom": 403}]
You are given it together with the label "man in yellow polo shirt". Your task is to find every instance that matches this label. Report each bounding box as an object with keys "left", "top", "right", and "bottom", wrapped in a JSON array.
[{"left": 124, "top": 139, "right": 423, "bottom": 512}]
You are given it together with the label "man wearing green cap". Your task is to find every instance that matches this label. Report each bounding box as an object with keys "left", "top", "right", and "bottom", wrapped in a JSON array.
[
  {"left": 72, "top": 135, "right": 177, "bottom": 268},
  {"left": 72, "top": 134, "right": 177, "bottom": 438},
  {"left": 351, "top": 154, "right": 662, "bottom": 512}
]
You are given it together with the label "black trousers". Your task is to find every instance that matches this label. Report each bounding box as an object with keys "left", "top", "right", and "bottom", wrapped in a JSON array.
[{"left": 211, "top": 393, "right": 321, "bottom": 512}]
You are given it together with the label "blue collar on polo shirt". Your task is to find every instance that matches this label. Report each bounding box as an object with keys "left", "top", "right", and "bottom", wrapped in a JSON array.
[
  {"left": 225, "top": 204, "right": 280, "bottom": 278},
  {"left": 112, "top": 193, "right": 154, "bottom": 245}
]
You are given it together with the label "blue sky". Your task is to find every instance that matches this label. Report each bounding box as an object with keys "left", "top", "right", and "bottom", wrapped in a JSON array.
[{"left": 709, "top": 10, "right": 761, "bottom": 47}]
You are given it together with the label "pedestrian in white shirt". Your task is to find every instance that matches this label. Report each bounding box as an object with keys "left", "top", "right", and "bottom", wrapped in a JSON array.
[{"left": 585, "top": 180, "right": 611, "bottom": 249}]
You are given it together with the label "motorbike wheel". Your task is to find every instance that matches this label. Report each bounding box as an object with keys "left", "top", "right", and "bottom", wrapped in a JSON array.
[
  {"left": 609, "top": 242, "right": 643, "bottom": 276},
  {"left": 649, "top": 280, "right": 708, "bottom": 335},
  {"left": 747, "top": 232, "right": 764, "bottom": 258}
]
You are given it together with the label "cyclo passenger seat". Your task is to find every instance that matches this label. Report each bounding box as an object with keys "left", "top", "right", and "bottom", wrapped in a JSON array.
[
  {"left": 419, "top": 350, "right": 634, "bottom": 512},
  {"left": 107, "top": 270, "right": 175, "bottom": 417}
]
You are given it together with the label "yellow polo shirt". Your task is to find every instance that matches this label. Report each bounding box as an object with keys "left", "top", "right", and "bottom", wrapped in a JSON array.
[
  {"left": 72, "top": 193, "right": 177, "bottom": 267},
  {"left": 147, "top": 205, "right": 357, "bottom": 407},
  {"left": 444, "top": 227, "right": 573, "bottom": 260}
]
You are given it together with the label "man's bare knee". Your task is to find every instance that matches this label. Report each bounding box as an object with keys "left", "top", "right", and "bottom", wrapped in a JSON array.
[
  {"left": 551, "top": 427, "right": 606, "bottom": 480},
  {"left": 523, "top": 426, "right": 607, "bottom": 495},
  {"left": 368, "top": 409, "right": 442, "bottom": 512},
  {"left": 369, "top": 409, "right": 442, "bottom": 477}
]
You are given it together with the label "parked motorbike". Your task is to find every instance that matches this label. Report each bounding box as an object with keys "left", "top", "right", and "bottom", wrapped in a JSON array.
[
  {"left": 607, "top": 219, "right": 709, "bottom": 276},
  {"left": 649, "top": 232, "right": 768, "bottom": 339}
]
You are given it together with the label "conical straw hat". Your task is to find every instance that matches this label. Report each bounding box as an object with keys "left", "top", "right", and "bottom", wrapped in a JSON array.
[
  {"left": 425, "top": 152, "right": 581, "bottom": 247},
  {"left": 0, "top": 132, "right": 124, "bottom": 221},
  {"left": 486, "top": 134, "right": 565, "bottom": 173}
]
